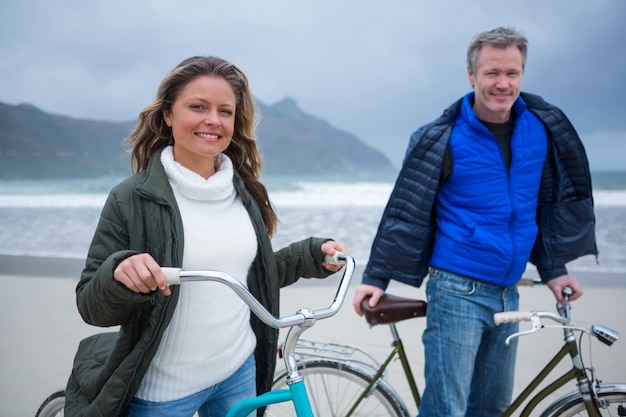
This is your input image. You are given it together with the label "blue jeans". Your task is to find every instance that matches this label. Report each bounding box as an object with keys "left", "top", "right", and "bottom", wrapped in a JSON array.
[
  {"left": 126, "top": 354, "right": 256, "bottom": 417},
  {"left": 418, "top": 269, "right": 519, "bottom": 417}
]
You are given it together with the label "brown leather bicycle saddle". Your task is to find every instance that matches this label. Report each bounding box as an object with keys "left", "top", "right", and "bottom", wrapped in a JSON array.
[{"left": 361, "top": 293, "right": 427, "bottom": 326}]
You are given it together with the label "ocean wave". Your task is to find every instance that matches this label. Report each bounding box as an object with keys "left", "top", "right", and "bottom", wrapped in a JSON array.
[
  {"left": 0, "top": 193, "right": 108, "bottom": 208},
  {"left": 269, "top": 182, "right": 394, "bottom": 208},
  {"left": 0, "top": 185, "right": 624, "bottom": 208},
  {"left": 593, "top": 190, "right": 626, "bottom": 206}
]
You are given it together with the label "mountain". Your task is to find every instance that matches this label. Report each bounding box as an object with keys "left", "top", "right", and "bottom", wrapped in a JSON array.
[
  {"left": 0, "top": 103, "right": 134, "bottom": 178},
  {"left": 0, "top": 99, "right": 395, "bottom": 179},
  {"left": 256, "top": 98, "right": 393, "bottom": 176}
]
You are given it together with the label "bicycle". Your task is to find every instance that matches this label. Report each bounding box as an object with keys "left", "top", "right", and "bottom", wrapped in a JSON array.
[
  {"left": 269, "top": 285, "right": 626, "bottom": 416},
  {"left": 35, "top": 252, "right": 356, "bottom": 417}
]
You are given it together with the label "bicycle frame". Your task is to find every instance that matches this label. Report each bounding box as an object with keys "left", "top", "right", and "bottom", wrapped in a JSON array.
[
  {"left": 319, "top": 322, "right": 594, "bottom": 417},
  {"left": 345, "top": 289, "right": 621, "bottom": 417},
  {"left": 503, "top": 336, "right": 594, "bottom": 416},
  {"left": 227, "top": 382, "right": 313, "bottom": 417},
  {"left": 363, "top": 321, "right": 606, "bottom": 417},
  {"left": 343, "top": 323, "right": 421, "bottom": 416}
]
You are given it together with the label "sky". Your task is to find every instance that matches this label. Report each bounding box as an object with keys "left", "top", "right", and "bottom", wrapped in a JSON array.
[{"left": 1, "top": 0, "right": 625, "bottom": 171}]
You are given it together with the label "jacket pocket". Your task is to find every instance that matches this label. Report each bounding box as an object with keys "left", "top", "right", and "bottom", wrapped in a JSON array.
[{"left": 69, "top": 332, "right": 119, "bottom": 399}]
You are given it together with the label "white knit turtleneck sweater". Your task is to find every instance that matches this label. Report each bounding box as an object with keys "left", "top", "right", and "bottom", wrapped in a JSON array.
[{"left": 136, "top": 146, "right": 257, "bottom": 401}]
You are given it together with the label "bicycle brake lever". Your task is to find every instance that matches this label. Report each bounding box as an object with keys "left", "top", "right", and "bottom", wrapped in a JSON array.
[{"left": 504, "top": 314, "right": 543, "bottom": 345}]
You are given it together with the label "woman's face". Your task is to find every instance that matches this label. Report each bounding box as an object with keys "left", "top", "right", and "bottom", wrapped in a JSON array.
[{"left": 163, "top": 75, "right": 236, "bottom": 178}]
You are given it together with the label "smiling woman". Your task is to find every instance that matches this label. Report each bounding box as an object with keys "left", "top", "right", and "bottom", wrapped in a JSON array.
[{"left": 62, "top": 55, "right": 350, "bottom": 417}]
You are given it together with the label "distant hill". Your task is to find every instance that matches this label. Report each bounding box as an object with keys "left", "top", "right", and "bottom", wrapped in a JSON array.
[
  {"left": 0, "top": 99, "right": 395, "bottom": 179},
  {"left": 0, "top": 103, "right": 134, "bottom": 178}
]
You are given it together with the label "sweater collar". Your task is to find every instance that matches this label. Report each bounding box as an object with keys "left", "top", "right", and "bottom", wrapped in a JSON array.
[{"left": 160, "top": 146, "right": 235, "bottom": 202}]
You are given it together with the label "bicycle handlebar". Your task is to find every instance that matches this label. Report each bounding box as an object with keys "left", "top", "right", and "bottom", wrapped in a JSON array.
[
  {"left": 494, "top": 310, "right": 569, "bottom": 326},
  {"left": 494, "top": 288, "right": 620, "bottom": 346},
  {"left": 493, "top": 311, "right": 532, "bottom": 325},
  {"left": 494, "top": 286, "right": 572, "bottom": 327},
  {"left": 161, "top": 252, "right": 355, "bottom": 330}
]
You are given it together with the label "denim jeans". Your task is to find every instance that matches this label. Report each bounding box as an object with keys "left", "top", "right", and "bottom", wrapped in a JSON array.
[
  {"left": 418, "top": 268, "right": 519, "bottom": 417},
  {"left": 126, "top": 353, "right": 256, "bottom": 417}
]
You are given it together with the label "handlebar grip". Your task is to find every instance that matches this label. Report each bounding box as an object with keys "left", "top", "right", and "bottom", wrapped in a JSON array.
[
  {"left": 494, "top": 311, "right": 532, "bottom": 325},
  {"left": 162, "top": 267, "right": 181, "bottom": 285},
  {"left": 324, "top": 252, "right": 346, "bottom": 265}
]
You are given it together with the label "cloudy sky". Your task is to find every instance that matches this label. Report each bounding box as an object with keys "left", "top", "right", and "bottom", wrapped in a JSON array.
[{"left": 1, "top": 0, "right": 625, "bottom": 171}]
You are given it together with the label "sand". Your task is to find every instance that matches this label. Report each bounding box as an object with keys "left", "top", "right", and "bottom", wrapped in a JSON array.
[{"left": 1, "top": 255, "right": 624, "bottom": 416}]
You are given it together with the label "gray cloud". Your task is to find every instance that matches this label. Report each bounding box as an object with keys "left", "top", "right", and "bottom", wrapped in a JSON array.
[{"left": 1, "top": 0, "right": 624, "bottom": 170}]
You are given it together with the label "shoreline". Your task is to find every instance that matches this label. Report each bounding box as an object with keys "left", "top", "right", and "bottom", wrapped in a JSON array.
[{"left": 0, "top": 254, "right": 85, "bottom": 279}]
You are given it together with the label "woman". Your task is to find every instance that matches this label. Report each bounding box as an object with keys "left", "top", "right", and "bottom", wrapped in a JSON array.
[{"left": 65, "top": 56, "right": 348, "bottom": 417}]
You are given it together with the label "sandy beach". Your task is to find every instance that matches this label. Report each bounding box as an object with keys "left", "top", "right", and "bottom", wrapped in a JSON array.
[{"left": 1, "top": 255, "right": 624, "bottom": 417}]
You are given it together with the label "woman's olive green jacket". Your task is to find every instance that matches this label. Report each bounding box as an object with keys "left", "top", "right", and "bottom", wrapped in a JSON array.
[{"left": 65, "top": 149, "right": 333, "bottom": 416}]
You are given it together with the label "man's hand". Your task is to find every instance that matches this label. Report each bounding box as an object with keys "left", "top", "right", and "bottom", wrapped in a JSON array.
[
  {"left": 353, "top": 284, "right": 385, "bottom": 316},
  {"left": 546, "top": 274, "right": 583, "bottom": 303}
]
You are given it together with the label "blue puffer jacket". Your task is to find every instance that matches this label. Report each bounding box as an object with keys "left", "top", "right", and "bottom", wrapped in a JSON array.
[
  {"left": 362, "top": 92, "right": 598, "bottom": 290},
  {"left": 429, "top": 94, "right": 547, "bottom": 287}
]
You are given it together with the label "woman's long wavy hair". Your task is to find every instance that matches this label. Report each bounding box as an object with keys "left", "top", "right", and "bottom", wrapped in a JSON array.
[{"left": 124, "top": 56, "right": 278, "bottom": 236}]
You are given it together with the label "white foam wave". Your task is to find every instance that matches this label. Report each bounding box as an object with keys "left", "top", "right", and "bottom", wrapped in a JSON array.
[
  {"left": 269, "top": 182, "right": 393, "bottom": 208},
  {"left": 593, "top": 190, "right": 626, "bottom": 206},
  {"left": 0, "top": 184, "right": 624, "bottom": 208},
  {"left": 0, "top": 193, "right": 108, "bottom": 208}
]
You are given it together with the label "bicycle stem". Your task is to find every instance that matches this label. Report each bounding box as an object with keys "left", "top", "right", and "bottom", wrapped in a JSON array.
[{"left": 282, "top": 309, "right": 316, "bottom": 384}]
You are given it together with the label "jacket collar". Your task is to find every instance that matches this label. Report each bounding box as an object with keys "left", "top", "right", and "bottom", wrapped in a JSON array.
[{"left": 137, "top": 147, "right": 177, "bottom": 204}]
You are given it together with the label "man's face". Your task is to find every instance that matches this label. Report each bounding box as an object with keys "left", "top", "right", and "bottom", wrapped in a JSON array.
[{"left": 467, "top": 45, "right": 524, "bottom": 123}]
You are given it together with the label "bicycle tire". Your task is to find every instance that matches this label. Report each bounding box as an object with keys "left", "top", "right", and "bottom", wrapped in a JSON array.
[
  {"left": 540, "top": 383, "right": 626, "bottom": 417},
  {"left": 266, "top": 359, "right": 409, "bottom": 417},
  {"left": 35, "top": 390, "right": 65, "bottom": 417}
]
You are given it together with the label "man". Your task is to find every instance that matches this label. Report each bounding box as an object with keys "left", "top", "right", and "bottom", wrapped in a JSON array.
[{"left": 353, "top": 26, "right": 597, "bottom": 417}]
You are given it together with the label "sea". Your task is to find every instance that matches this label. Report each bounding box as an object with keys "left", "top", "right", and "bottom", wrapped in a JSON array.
[{"left": 0, "top": 172, "right": 625, "bottom": 275}]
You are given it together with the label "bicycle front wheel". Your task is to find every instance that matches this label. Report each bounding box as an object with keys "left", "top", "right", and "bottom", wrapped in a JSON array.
[
  {"left": 35, "top": 390, "right": 65, "bottom": 417},
  {"left": 540, "top": 383, "right": 626, "bottom": 417},
  {"left": 266, "top": 359, "right": 408, "bottom": 417}
]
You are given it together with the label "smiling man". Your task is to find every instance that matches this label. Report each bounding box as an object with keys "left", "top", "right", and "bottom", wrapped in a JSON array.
[{"left": 353, "top": 26, "right": 597, "bottom": 417}]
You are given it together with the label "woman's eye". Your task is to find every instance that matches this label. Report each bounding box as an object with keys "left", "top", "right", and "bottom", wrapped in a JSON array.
[
  {"left": 221, "top": 109, "right": 234, "bottom": 116},
  {"left": 190, "top": 104, "right": 204, "bottom": 110}
]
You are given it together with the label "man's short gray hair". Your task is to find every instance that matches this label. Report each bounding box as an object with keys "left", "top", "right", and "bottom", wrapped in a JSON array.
[{"left": 467, "top": 26, "right": 528, "bottom": 73}]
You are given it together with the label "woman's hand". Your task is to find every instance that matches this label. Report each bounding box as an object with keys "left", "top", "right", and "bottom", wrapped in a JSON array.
[
  {"left": 114, "top": 253, "right": 171, "bottom": 296},
  {"left": 320, "top": 240, "right": 349, "bottom": 272}
]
